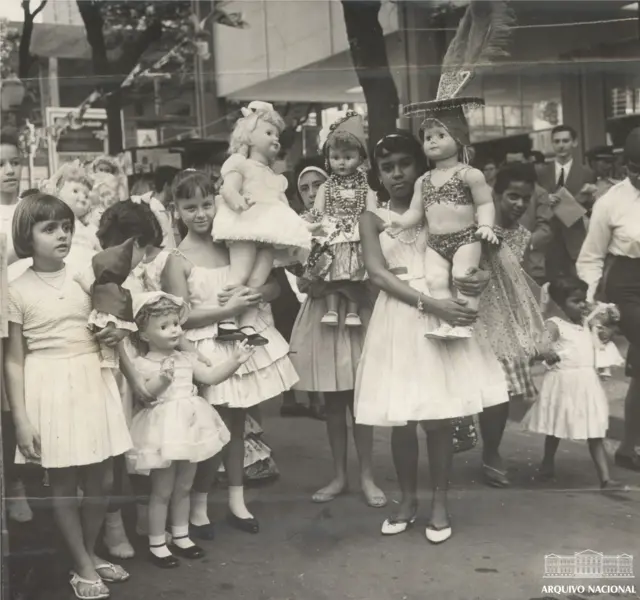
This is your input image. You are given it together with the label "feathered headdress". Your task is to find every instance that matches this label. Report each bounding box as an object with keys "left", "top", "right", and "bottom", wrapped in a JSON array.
[{"left": 403, "top": 1, "right": 514, "bottom": 146}]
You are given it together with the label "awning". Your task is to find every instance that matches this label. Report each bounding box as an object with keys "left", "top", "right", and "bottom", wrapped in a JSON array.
[{"left": 10, "top": 21, "right": 91, "bottom": 60}]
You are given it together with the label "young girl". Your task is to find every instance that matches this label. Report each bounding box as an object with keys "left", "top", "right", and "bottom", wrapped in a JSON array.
[
  {"left": 165, "top": 169, "right": 298, "bottom": 535},
  {"left": 390, "top": 98, "right": 498, "bottom": 339},
  {"left": 305, "top": 111, "right": 377, "bottom": 327},
  {"left": 522, "top": 277, "right": 625, "bottom": 490},
  {"left": 128, "top": 292, "right": 252, "bottom": 568},
  {"left": 5, "top": 193, "right": 133, "bottom": 600},
  {"left": 213, "top": 100, "right": 311, "bottom": 341},
  {"left": 45, "top": 161, "right": 100, "bottom": 270}
]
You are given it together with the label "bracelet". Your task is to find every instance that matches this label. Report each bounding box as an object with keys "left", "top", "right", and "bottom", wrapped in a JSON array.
[{"left": 416, "top": 293, "right": 425, "bottom": 313}]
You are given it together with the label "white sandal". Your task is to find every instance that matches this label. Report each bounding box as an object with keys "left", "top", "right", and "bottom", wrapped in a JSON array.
[{"left": 69, "top": 572, "right": 110, "bottom": 600}]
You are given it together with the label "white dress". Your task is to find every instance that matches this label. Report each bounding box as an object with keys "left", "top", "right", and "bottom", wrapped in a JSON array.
[
  {"left": 212, "top": 154, "right": 311, "bottom": 266},
  {"left": 522, "top": 318, "right": 609, "bottom": 440},
  {"left": 355, "top": 214, "right": 509, "bottom": 427},
  {"left": 126, "top": 351, "right": 230, "bottom": 474},
  {"left": 184, "top": 262, "right": 299, "bottom": 408},
  {"left": 8, "top": 268, "right": 132, "bottom": 468}
]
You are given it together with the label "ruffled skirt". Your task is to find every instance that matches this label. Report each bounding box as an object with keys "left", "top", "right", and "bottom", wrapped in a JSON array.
[
  {"left": 17, "top": 351, "right": 132, "bottom": 469},
  {"left": 355, "top": 278, "right": 509, "bottom": 427},
  {"left": 126, "top": 395, "right": 230, "bottom": 474}
]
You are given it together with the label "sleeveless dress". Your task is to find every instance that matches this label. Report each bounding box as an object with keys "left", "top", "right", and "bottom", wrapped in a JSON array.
[
  {"left": 354, "top": 211, "right": 509, "bottom": 427},
  {"left": 521, "top": 318, "right": 609, "bottom": 440},
  {"left": 212, "top": 154, "right": 311, "bottom": 266},
  {"left": 8, "top": 269, "right": 132, "bottom": 468},
  {"left": 126, "top": 351, "right": 230, "bottom": 474}
]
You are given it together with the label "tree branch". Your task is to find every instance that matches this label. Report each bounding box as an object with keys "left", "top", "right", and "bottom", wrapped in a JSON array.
[
  {"left": 76, "top": 0, "right": 110, "bottom": 77},
  {"left": 115, "top": 17, "right": 163, "bottom": 79},
  {"left": 18, "top": 0, "right": 47, "bottom": 79}
]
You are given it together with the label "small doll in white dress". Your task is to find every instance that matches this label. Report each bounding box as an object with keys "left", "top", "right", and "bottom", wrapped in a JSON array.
[
  {"left": 522, "top": 277, "right": 626, "bottom": 490},
  {"left": 303, "top": 111, "right": 377, "bottom": 327},
  {"left": 213, "top": 101, "right": 312, "bottom": 342},
  {"left": 126, "top": 292, "right": 254, "bottom": 568},
  {"left": 584, "top": 302, "right": 625, "bottom": 379}
]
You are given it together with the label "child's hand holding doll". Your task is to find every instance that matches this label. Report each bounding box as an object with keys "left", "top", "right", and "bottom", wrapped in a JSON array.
[{"left": 232, "top": 340, "right": 256, "bottom": 365}]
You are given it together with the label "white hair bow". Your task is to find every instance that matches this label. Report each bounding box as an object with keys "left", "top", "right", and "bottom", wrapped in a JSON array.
[
  {"left": 240, "top": 100, "right": 274, "bottom": 117},
  {"left": 130, "top": 192, "right": 154, "bottom": 205}
]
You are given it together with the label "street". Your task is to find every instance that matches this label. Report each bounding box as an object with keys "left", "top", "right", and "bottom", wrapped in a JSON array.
[{"left": 16, "top": 390, "right": 638, "bottom": 600}]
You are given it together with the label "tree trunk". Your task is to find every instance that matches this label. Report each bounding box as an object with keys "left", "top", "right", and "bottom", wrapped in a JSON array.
[
  {"left": 106, "top": 91, "right": 124, "bottom": 155},
  {"left": 341, "top": 0, "right": 399, "bottom": 150}
]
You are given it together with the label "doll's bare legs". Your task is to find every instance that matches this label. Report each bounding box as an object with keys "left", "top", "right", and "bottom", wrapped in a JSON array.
[
  {"left": 423, "top": 247, "right": 455, "bottom": 339},
  {"left": 448, "top": 242, "right": 482, "bottom": 337},
  {"left": 345, "top": 298, "right": 362, "bottom": 327},
  {"left": 228, "top": 241, "right": 258, "bottom": 287},
  {"left": 321, "top": 293, "right": 340, "bottom": 326}
]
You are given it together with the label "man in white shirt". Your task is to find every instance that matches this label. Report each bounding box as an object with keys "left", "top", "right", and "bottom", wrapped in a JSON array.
[{"left": 538, "top": 125, "right": 596, "bottom": 281}]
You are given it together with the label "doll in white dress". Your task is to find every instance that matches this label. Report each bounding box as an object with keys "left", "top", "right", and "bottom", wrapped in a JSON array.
[{"left": 213, "top": 101, "right": 312, "bottom": 341}]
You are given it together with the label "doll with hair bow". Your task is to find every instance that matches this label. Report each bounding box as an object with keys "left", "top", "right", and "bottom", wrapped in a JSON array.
[
  {"left": 212, "top": 100, "right": 312, "bottom": 341},
  {"left": 585, "top": 302, "right": 625, "bottom": 379},
  {"left": 130, "top": 191, "right": 176, "bottom": 249}
]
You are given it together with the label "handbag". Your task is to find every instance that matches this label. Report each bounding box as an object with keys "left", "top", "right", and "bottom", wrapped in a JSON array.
[{"left": 451, "top": 415, "right": 478, "bottom": 454}]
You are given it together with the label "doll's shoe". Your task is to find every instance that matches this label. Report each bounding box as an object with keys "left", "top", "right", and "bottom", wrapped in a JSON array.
[
  {"left": 216, "top": 322, "right": 246, "bottom": 342},
  {"left": 345, "top": 313, "right": 362, "bottom": 327},
  {"left": 238, "top": 326, "right": 268, "bottom": 346},
  {"left": 321, "top": 311, "right": 339, "bottom": 326},
  {"left": 425, "top": 323, "right": 455, "bottom": 340},
  {"left": 448, "top": 325, "right": 473, "bottom": 339}
]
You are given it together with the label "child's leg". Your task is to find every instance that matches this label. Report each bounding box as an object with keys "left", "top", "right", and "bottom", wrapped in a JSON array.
[
  {"left": 390, "top": 424, "right": 420, "bottom": 520},
  {"left": 170, "top": 462, "right": 202, "bottom": 553},
  {"left": 49, "top": 467, "right": 102, "bottom": 585},
  {"left": 133, "top": 474, "right": 152, "bottom": 535},
  {"left": 313, "top": 391, "right": 349, "bottom": 502},
  {"left": 451, "top": 241, "right": 483, "bottom": 310},
  {"left": 228, "top": 241, "right": 258, "bottom": 287},
  {"left": 587, "top": 438, "right": 617, "bottom": 487},
  {"left": 1, "top": 409, "right": 33, "bottom": 523},
  {"left": 347, "top": 392, "right": 386, "bottom": 507},
  {"left": 539, "top": 435, "right": 560, "bottom": 479},
  {"left": 218, "top": 407, "right": 255, "bottom": 522},
  {"left": 103, "top": 454, "right": 134, "bottom": 558},
  {"left": 148, "top": 465, "right": 177, "bottom": 558},
  {"left": 424, "top": 422, "right": 454, "bottom": 530},
  {"left": 189, "top": 453, "right": 222, "bottom": 538},
  {"left": 321, "top": 293, "right": 340, "bottom": 325}
]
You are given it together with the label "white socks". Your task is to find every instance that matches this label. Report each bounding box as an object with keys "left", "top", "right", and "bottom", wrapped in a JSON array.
[
  {"left": 189, "top": 492, "right": 210, "bottom": 527},
  {"left": 104, "top": 510, "right": 135, "bottom": 559},
  {"left": 171, "top": 525, "right": 196, "bottom": 549},
  {"left": 149, "top": 534, "right": 171, "bottom": 558},
  {"left": 229, "top": 486, "right": 253, "bottom": 520}
]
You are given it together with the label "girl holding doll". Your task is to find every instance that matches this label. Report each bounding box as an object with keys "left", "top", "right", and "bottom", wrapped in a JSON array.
[
  {"left": 164, "top": 169, "right": 298, "bottom": 535},
  {"left": 303, "top": 111, "right": 377, "bottom": 327},
  {"left": 214, "top": 101, "right": 312, "bottom": 342},
  {"left": 127, "top": 292, "right": 252, "bottom": 568},
  {"left": 4, "top": 193, "right": 133, "bottom": 600}
]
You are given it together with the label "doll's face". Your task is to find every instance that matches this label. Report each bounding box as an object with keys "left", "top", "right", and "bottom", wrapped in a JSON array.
[
  {"left": 141, "top": 310, "right": 183, "bottom": 351},
  {"left": 250, "top": 119, "right": 281, "bottom": 160},
  {"left": 328, "top": 146, "right": 362, "bottom": 177},
  {"left": 59, "top": 180, "right": 91, "bottom": 219},
  {"left": 94, "top": 161, "right": 116, "bottom": 175},
  {"left": 96, "top": 183, "right": 119, "bottom": 208},
  {"left": 423, "top": 125, "right": 459, "bottom": 161}
]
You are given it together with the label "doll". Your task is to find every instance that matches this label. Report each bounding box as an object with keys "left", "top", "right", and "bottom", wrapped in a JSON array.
[
  {"left": 585, "top": 302, "right": 625, "bottom": 379},
  {"left": 89, "top": 155, "right": 128, "bottom": 200},
  {"left": 88, "top": 172, "right": 120, "bottom": 228},
  {"left": 213, "top": 100, "right": 312, "bottom": 341},
  {"left": 303, "top": 111, "right": 377, "bottom": 327}
]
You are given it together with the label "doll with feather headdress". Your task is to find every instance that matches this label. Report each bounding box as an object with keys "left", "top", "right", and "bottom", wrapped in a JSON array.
[{"left": 390, "top": 1, "right": 546, "bottom": 364}]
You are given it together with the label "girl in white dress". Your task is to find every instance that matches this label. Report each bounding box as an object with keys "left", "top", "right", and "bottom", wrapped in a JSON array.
[
  {"left": 164, "top": 170, "right": 298, "bottom": 535},
  {"left": 5, "top": 193, "right": 133, "bottom": 600},
  {"left": 522, "top": 276, "right": 625, "bottom": 489},
  {"left": 127, "top": 292, "right": 252, "bottom": 568},
  {"left": 214, "top": 101, "right": 311, "bottom": 342}
]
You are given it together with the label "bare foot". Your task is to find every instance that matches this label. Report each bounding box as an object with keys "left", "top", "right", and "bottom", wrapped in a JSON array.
[
  {"left": 362, "top": 479, "right": 387, "bottom": 508},
  {"left": 312, "top": 478, "right": 348, "bottom": 503}
]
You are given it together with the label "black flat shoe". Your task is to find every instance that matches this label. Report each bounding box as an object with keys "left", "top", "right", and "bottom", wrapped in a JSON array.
[
  {"left": 147, "top": 549, "right": 180, "bottom": 569},
  {"left": 227, "top": 512, "right": 259, "bottom": 534},
  {"left": 239, "top": 326, "right": 269, "bottom": 347},
  {"left": 189, "top": 522, "right": 215, "bottom": 541},
  {"left": 168, "top": 543, "right": 205, "bottom": 559},
  {"left": 216, "top": 323, "right": 246, "bottom": 342}
]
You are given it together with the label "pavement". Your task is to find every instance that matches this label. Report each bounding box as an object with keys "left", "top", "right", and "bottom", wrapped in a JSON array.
[{"left": 8, "top": 388, "right": 640, "bottom": 600}]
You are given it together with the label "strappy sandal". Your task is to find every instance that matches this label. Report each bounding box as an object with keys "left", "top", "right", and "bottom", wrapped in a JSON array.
[
  {"left": 238, "top": 326, "right": 268, "bottom": 346},
  {"left": 69, "top": 572, "right": 110, "bottom": 600},
  {"left": 94, "top": 561, "right": 130, "bottom": 583}
]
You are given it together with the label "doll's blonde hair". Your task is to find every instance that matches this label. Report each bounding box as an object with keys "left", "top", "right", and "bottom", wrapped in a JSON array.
[
  {"left": 44, "top": 161, "right": 93, "bottom": 195},
  {"left": 229, "top": 105, "right": 285, "bottom": 158},
  {"left": 90, "top": 172, "right": 120, "bottom": 208},
  {"left": 90, "top": 155, "right": 128, "bottom": 200}
]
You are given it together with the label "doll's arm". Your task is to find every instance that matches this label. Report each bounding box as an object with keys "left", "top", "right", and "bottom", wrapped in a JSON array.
[
  {"left": 465, "top": 168, "right": 498, "bottom": 244},
  {"left": 312, "top": 183, "right": 327, "bottom": 214},
  {"left": 192, "top": 341, "right": 254, "bottom": 386},
  {"left": 365, "top": 188, "right": 378, "bottom": 213},
  {"left": 221, "top": 171, "right": 250, "bottom": 212},
  {"left": 118, "top": 344, "right": 156, "bottom": 404},
  {"left": 389, "top": 178, "right": 425, "bottom": 229}
]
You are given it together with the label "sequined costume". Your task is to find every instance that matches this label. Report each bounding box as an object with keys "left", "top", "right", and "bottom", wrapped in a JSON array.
[{"left": 423, "top": 168, "right": 479, "bottom": 262}]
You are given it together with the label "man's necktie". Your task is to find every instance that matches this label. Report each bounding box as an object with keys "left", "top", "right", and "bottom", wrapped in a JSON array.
[{"left": 557, "top": 167, "right": 565, "bottom": 188}]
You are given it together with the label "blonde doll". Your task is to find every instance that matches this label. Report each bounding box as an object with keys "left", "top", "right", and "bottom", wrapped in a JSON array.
[
  {"left": 87, "top": 171, "right": 120, "bottom": 228},
  {"left": 213, "top": 101, "right": 311, "bottom": 341},
  {"left": 89, "top": 155, "right": 128, "bottom": 200},
  {"left": 304, "top": 111, "right": 377, "bottom": 327}
]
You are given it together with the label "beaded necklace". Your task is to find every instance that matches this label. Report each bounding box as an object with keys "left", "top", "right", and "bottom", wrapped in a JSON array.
[
  {"left": 325, "top": 171, "right": 368, "bottom": 229},
  {"left": 382, "top": 205, "right": 423, "bottom": 245}
]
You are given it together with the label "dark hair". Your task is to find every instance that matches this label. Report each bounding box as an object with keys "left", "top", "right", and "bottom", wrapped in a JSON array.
[
  {"left": 494, "top": 163, "right": 537, "bottom": 195},
  {"left": 548, "top": 276, "right": 588, "bottom": 308},
  {"left": 171, "top": 169, "right": 215, "bottom": 203},
  {"left": 97, "top": 199, "right": 163, "bottom": 249},
  {"left": 154, "top": 166, "right": 180, "bottom": 194},
  {"left": 20, "top": 188, "right": 40, "bottom": 198},
  {"left": 368, "top": 130, "right": 428, "bottom": 203},
  {"left": 551, "top": 125, "right": 578, "bottom": 141},
  {"left": 12, "top": 193, "right": 75, "bottom": 259},
  {"left": 0, "top": 127, "right": 20, "bottom": 150},
  {"left": 528, "top": 150, "right": 546, "bottom": 165}
]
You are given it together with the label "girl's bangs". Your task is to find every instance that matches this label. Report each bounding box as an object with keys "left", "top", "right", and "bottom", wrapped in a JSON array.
[
  {"left": 32, "top": 195, "right": 75, "bottom": 225},
  {"left": 172, "top": 172, "right": 215, "bottom": 201}
]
